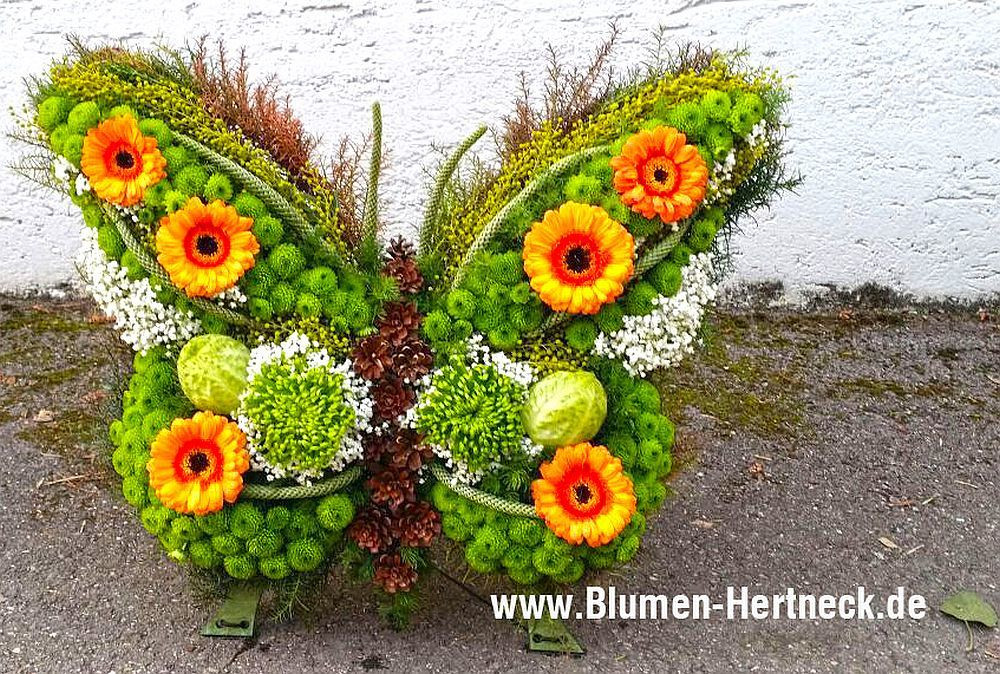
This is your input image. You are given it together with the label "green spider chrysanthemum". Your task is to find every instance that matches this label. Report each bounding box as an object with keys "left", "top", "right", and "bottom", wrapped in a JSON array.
[
  {"left": 238, "top": 339, "right": 372, "bottom": 482},
  {"left": 415, "top": 361, "right": 532, "bottom": 477}
]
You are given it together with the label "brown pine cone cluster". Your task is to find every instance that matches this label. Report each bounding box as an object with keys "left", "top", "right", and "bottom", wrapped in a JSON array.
[
  {"left": 348, "top": 289, "right": 441, "bottom": 594},
  {"left": 373, "top": 552, "right": 419, "bottom": 594},
  {"left": 383, "top": 237, "right": 424, "bottom": 295}
]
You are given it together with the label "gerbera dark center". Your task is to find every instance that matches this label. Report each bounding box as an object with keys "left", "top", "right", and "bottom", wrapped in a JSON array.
[
  {"left": 114, "top": 150, "right": 136, "bottom": 169},
  {"left": 564, "top": 246, "right": 592, "bottom": 273},
  {"left": 196, "top": 234, "right": 220, "bottom": 257},
  {"left": 654, "top": 168, "right": 668, "bottom": 183},
  {"left": 186, "top": 451, "right": 210, "bottom": 475},
  {"left": 574, "top": 483, "right": 593, "bottom": 505}
]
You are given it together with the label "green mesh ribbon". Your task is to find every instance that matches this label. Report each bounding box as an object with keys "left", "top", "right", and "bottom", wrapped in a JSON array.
[
  {"left": 449, "top": 144, "right": 611, "bottom": 289},
  {"left": 240, "top": 465, "right": 361, "bottom": 500},
  {"left": 102, "top": 205, "right": 255, "bottom": 327},
  {"left": 429, "top": 463, "right": 539, "bottom": 519},
  {"left": 173, "top": 133, "right": 342, "bottom": 267},
  {"left": 634, "top": 221, "right": 691, "bottom": 276}
]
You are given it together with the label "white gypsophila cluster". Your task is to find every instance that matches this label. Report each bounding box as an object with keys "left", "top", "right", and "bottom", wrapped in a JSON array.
[
  {"left": 593, "top": 252, "right": 717, "bottom": 377},
  {"left": 51, "top": 156, "right": 90, "bottom": 198},
  {"left": 408, "top": 337, "right": 543, "bottom": 485},
  {"left": 704, "top": 120, "right": 771, "bottom": 206},
  {"left": 74, "top": 173, "right": 91, "bottom": 197},
  {"left": 53, "top": 156, "right": 76, "bottom": 184},
  {"left": 465, "top": 333, "right": 537, "bottom": 387},
  {"left": 76, "top": 226, "right": 201, "bottom": 353},
  {"left": 428, "top": 443, "right": 483, "bottom": 486},
  {"left": 705, "top": 150, "right": 738, "bottom": 205},
  {"left": 214, "top": 284, "right": 248, "bottom": 308},
  {"left": 237, "top": 332, "right": 374, "bottom": 484}
]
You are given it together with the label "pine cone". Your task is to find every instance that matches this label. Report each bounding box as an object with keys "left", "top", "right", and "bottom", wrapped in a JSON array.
[
  {"left": 373, "top": 552, "right": 418, "bottom": 594},
  {"left": 372, "top": 377, "right": 415, "bottom": 420},
  {"left": 363, "top": 432, "right": 395, "bottom": 466},
  {"left": 386, "top": 236, "right": 416, "bottom": 260},
  {"left": 367, "top": 466, "right": 415, "bottom": 510},
  {"left": 347, "top": 507, "right": 393, "bottom": 554},
  {"left": 388, "top": 430, "right": 434, "bottom": 472},
  {"left": 394, "top": 501, "right": 441, "bottom": 548},
  {"left": 384, "top": 257, "right": 424, "bottom": 295},
  {"left": 385, "top": 238, "right": 423, "bottom": 295},
  {"left": 351, "top": 334, "right": 393, "bottom": 380},
  {"left": 393, "top": 339, "right": 433, "bottom": 382},
  {"left": 378, "top": 302, "right": 421, "bottom": 346}
]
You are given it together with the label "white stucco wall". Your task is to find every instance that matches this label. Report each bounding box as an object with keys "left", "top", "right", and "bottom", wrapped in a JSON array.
[{"left": 1, "top": 0, "right": 997, "bottom": 297}]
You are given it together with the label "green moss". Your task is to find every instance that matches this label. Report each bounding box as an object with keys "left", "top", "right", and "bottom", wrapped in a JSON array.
[{"left": 653, "top": 313, "right": 808, "bottom": 439}]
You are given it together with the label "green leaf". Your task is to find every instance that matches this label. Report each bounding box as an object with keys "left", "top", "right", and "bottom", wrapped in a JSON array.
[{"left": 940, "top": 591, "right": 998, "bottom": 628}]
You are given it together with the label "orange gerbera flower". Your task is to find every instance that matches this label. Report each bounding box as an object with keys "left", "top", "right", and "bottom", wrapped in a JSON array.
[
  {"left": 522, "top": 201, "right": 634, "bottom": 315},
  {"left": 80, "top": 115, "right": 166, "bottom": 206},
  {"left": 532, "top": 442, "right": 636, "bottom": 547},
  {"left": 610, "top": 126, "right": 709, "bottom": 224},
  {"left": 156, "top": 197, "right": 259, "bottom": 297},
  {"left": 148, "top": 411, "right": 250, "bottom": 515}
]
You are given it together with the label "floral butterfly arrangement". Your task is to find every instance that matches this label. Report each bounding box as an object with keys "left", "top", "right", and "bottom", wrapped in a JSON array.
[{"left": 16, "top": 38, "right": 793, "bottom": 623}]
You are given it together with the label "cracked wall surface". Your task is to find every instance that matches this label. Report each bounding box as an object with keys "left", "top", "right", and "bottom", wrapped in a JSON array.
[{"left": 1, "top": 0, "right": 997, "bottom": 297}]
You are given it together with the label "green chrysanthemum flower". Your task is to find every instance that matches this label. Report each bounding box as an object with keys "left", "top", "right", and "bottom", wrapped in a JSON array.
[
  {"left": 259, "top": 555, "right": 292, "bottom": 580},
  {"left": 445, "top": 289, "right": 476, "bottom": 320},
  {"left": 224, "top": 554, "right": 256, "bottom": 580},
  {"left": 229, "top": 503, "right": 264, "bottom": 540},
  {"left": 666, "top": 102, "right": 707, "bottom": 137},
  {"left": 202, "top": 172, "right": 233, "bottom": 202},
  {"left": 287, "top": 538, "right": 324, "bottom": 572},
  {"left": 137, "top": 117, "right": 171, "bottom": 147},
  {"left": 211, "top": 533, "right": 243, "bottom": 556},
  {"left": 162, "top": 146, "right": 191, "bottom": 175},
  {"left": 316, "top": 494, "right": 355, "bottom": 531},
  {"left": 415, "top": 362, "right": 530, "bottom": 475},
  {"left": 188, "top": 540, "right": 220, "bottom": 569},
  {"left": 700, "top": 90, "right": 732, "bottom": 121},
  {"left": 37, "top": 96, "right": 74, "bottom": 132},
  {"left": 140, "top": 505, "right": 172, "bottom": 536},
  {"left": 67, "top": 101, "right": 100, "bottom": 134},
  {"left": 441, "top": 511, "right": 472, "bottom": 542},
  {"left": 471, "top": 525, "right": 510, "bottom": 561},
  {"left": 247, "top": 529, "right": 284, "bottom": 558},
  {"left": 622, "top": 281, "right": 659, "bottom": 316},
  {"left": 268, "top": 243, "right": 307, "bottom": 280},
  {"left": 240, "top": 355, "right": 360, "bottom": 478},
  {"left": 252, "top": 215, "right": 284, "bottom": 248},
  {"left": 265, "top": 506, "right": 292, "bottom": 531},
  {"left": 507, "top": 517, "right": 544, "bottom": 547},
  {"left": 232, "top": 192, "right": 266, "bottom": 219},
  {"left": 649, "top": 262, "right": 683, "bottom": 297}
]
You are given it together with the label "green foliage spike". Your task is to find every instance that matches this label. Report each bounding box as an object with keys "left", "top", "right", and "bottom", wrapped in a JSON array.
[{"left": 420, "top": 124, "right": 488, "bottom": 254}]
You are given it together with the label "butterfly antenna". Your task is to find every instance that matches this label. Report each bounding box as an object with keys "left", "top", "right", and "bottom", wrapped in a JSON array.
[{"left": 362, "top": 102, "right": 383, "bottom": 241}]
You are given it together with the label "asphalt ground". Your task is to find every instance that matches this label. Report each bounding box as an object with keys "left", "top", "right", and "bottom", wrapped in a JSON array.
[{"left": 0, "top": 294, "right": 997, "bottom": 673}]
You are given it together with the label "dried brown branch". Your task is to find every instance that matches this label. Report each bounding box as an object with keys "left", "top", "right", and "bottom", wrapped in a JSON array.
[
  {"left": 500, "top": 23, "right": 620, "bottom": 157},
  {"left": 324, "top": 133, "right": 371, "bottom": 245},
  {"left": 190, "top": 39, "right": 319, "bottom": 186}
]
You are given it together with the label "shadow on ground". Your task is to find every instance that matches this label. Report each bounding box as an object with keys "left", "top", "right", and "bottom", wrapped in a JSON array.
[{"left": 0, "top": 295, "right": 998, "bottom": 673}]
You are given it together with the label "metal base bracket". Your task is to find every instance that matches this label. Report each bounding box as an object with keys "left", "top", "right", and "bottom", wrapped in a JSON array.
[
  {"left": 523, "top": 614, "right": 586, "bottom": 655},
  {"left": 201, "top": 583, "right": 264, "bottom": 638}
]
